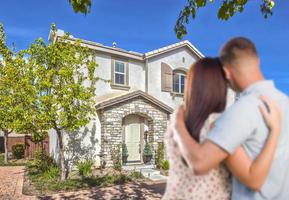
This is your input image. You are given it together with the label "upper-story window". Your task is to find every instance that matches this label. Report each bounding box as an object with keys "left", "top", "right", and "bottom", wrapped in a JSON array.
[
  {"left": 173, "top": 72, "right": 185, "bottom": 94},
  {"left": 111, "top": 58, "right": 130, "bottom": 90},
  {"left": 161, "top": 62, "right": 187, "bottom": 95},
  {"left": 114, "top": 61, "right": 125, "bottom": 85}
]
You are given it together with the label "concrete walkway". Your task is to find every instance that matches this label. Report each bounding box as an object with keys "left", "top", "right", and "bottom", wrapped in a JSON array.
[
  {"left": 122, "top": 164, "right": 167, "bottom": 182},
  {"left": 0, "top": 166, "right": 35, "bottom": 200}
]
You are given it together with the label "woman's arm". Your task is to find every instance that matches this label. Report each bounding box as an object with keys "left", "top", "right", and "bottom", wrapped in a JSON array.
[{"left": 225, "top": 96, "right": 281, "bottom": 191}]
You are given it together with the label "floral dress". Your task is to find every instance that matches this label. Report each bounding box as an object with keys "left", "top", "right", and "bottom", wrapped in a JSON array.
[{"left": 162, "top": 114, "right": 232, "bottom": 200}]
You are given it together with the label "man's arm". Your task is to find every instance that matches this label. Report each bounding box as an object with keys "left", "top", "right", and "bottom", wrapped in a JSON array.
[
  {"left": 172, "top": 107, "right": 229, "bottom": 175},
  {"left": 225, "top": 96, "right": 281, "bottom": 191}
]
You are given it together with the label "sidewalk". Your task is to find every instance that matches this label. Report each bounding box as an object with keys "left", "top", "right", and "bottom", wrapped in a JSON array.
[{"left": 0, "top": 166, "right": 35, "bottom": 200}]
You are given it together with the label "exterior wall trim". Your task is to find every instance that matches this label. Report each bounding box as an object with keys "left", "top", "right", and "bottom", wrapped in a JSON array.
[{"left": 96, "top": 90, "right": 174, "bottom": 114}]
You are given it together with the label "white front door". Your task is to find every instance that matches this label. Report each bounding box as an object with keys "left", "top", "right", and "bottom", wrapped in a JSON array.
[{"left": 124, "top": 115, "right": 142, "bottom": 162}]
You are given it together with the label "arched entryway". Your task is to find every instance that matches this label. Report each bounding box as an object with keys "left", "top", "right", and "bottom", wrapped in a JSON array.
[
  {"left": 122, "top": 113, "right": 152, "bottom": 164},
  {"left": 97, "top": 90, "right": 173, "bottom": 166}
]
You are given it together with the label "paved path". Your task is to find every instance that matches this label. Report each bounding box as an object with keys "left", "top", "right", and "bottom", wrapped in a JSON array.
[
  {"left": 0, "top": 166, "right": 166, "bottom": 200},
  {"left": 41, "top": 181, "right": 165, "bottom": 200},
  {"left": 0, "top": 166, "right": 35, "bottom": 200}
]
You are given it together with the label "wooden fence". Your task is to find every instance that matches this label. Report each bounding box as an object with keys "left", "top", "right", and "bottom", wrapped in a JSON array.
[{"left": 0, "top": 135, "right": 49, "bottom": 158}]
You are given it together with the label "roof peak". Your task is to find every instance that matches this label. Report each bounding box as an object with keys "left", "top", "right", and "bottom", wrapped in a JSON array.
[{"left": 49, "top": 28, "right": 204, "bottom": 59}]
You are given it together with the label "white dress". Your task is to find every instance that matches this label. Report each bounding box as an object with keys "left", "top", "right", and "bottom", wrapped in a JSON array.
[{"left": 162, "top": 114, "right": 232, "bottom": 200}]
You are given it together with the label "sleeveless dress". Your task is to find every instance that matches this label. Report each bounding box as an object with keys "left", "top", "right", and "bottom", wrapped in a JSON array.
[{"left": 162, "top": 114, "right": 232, "bottom": 200}]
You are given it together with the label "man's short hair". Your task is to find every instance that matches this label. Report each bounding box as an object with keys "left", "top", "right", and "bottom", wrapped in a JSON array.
[{"left": 220, "top": 37, "right": 258, "bottom": 65}]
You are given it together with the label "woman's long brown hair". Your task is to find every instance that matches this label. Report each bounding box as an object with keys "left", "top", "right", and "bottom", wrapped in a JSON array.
[{"left": 184, "top": 57, "right": 227, "bottom": 142}]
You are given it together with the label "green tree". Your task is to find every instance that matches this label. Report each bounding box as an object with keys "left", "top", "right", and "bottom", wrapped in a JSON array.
[
  {"left": 68, "top": 0, "right": 91, "bottom": 14},
  {"left": 0, "top": 23, "right": 37, "bottom": 164},
  {"left": 175, "top": 0, "right": 275, "bottom": 39},
  {"left": 27, "top": 24, "right": 99, "bottom": 181},
  {"left": 65, "top": 0, "right": 276, "bottom": 39}
]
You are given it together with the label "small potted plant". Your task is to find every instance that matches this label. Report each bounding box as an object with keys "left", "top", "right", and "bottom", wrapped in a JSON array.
[
  {"left": 143, "top": 142, "right": 153, "bottom": 164},
  {"left": 122, "top": 143, "right": 129, "bottom": 164}
]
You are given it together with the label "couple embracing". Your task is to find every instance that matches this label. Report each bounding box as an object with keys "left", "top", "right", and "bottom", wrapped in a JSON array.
[{"left": 162, "top": 37, "right": 289, "bottom": 200}]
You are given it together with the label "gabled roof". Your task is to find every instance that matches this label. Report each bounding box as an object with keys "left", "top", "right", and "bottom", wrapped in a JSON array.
[
  {"left": 95, "top": 90, "right": 174, "bottom": 114},
  {"left": 145, "top": 40, "right": 204, "bottom": 59},
  {"left": 49, "top": 29, "right": 204, "bottom": 61},
  {"left": 48, "top": 29, "right": 144, "bottom": 61}
]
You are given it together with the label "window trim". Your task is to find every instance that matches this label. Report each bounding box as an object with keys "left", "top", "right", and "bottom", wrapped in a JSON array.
[
  {"left": 114, "top": 61, "right": 126, "bottom": 85},
  {"left": 172, "top": 72, "right": 186, "bottom": 94},
  {"left": 111, "top": 57, "right": 130, "bottom": 90}
]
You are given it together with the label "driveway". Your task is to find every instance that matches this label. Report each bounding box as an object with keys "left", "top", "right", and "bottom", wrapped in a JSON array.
[{"left": 0, "top": 166, "right": 166, "bottom": 200}]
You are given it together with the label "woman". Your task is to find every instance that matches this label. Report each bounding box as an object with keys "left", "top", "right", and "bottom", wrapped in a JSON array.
[{"left": 162, "top": 58, "right": 281, "bottom": 200}]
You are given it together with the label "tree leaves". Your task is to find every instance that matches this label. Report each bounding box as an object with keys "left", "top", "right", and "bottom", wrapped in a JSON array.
[
  {"left": 68, "top": 0, "right": 92, "bottom": 15},
  {"left": 175, "top": 0, "right": 275, "bottom": 39},
  {"left": 27, "top": 24, "right": 98, "bottom": 132},
  {"left": 0, "top": 23, "right": 37, "bottom": 135}
]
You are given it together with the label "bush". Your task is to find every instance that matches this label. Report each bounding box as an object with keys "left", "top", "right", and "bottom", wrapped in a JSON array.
[
  {"left": 130, "top": 171, "right": 144, "bottom": 179},
  {"left": 76, "top": 160, "right": 94, "bottom": 177},
  {"left": 161, "top": 160, "right": 170, "bottom": 170},
  {"left": 122, "top": 143, "right": 128, "bottom": 157},
  {"left": 27, "top": 150, "right": 56, "bottom": 174},
  {"left": 143, "top": 142, "right": 153, "bottom": 156},
  {"left": 43, "top": 166, "right": 60, "bottom": 180},
  {"left": 12, "top": 143, "right": 25, "bottom": 159},
  {"left": 156, "top": 142, "right": 164, "bottom": 169},
  {"left": 0, "top": 154, "right": 4, "bottom": 165},
  {"left": 112, "top": 144, "right": 122, "bottom": 171}
]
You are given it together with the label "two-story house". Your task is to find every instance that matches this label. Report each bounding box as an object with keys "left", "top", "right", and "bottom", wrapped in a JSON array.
[{"left": 48, "top": 29, "right": 235, "bottom": 168}]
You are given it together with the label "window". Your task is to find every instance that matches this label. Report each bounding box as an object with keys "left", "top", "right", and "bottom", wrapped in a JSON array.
[
  {"left": 114, "top": 61, "right": 125, "bottom": 85},
  {"left": 173, "top": 72, "right": 185, "bottom": 94}
]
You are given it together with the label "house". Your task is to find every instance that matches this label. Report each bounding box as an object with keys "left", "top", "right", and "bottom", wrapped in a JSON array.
[{"left": 48, "top": 30, "right": 236, "bottom": 168}]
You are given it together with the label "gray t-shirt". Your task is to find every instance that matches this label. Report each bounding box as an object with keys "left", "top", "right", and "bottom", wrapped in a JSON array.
[{"left": 207, "top": 80, "right": 289, "bottom": 200}]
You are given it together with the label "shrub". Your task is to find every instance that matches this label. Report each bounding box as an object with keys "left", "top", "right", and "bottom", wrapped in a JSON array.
[
  {"left": 111, "top": 144, "right": 122, "bottom": 171},
  {"left": 0, "top": 154, "right": 4, "bottom": 165},
  {"left": 130, "top": 171, "right": 144, "bottom": 179},
  {"left": 43, "top": 166, "right": 60, "bottom": 180},
  {"left": 156, "top": 142, "right": 164, "bottom": 169},
  {"left": 143, "top": 142, "right": 153, "bottom": 156},
  {"left": 122, "top": 143, "right": 128, "bottom": 157},
  {"left": 27, "top": 150, "right": 56, "bottom": 174},
  {"left": 76, "top": 160, "right": 94, "bottom": 177},
  {"left": 12, "top": 143, "right": 25, "bottom": 159},
  {"left": 161, "top": 160, "right": 170, "bottom": 170}
]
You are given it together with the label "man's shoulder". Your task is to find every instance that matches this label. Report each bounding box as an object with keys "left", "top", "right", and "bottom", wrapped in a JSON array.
[{"left": 228, "top": 93, "right": 259, "bottom": 112}]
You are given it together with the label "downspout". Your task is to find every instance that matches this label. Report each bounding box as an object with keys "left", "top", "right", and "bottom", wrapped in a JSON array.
[{"left": 145, "top": 57, "right": 148, "bottom": 93}]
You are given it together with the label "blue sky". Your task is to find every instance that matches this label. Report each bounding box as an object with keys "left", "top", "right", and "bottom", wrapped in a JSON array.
[{"left": 0, "top": 0, "right": 288, "bottom": 94}]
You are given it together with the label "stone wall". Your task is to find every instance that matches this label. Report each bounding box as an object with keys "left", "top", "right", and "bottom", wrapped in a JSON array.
[{"left": 98, "top": 97, "right": 169, "bottom": 166}]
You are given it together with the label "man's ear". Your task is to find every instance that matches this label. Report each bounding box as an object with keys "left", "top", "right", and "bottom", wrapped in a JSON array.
[{"left": 223, "top": 66, "right": 231, "bottom": 80}]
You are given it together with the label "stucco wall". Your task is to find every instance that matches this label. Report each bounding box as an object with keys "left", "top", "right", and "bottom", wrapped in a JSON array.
[
  {"left": 93, "top": 53, "right": 145, "bottom": 96},
  {"left": 147, "top": 47, "right": 198, "bottom": 110},
  {"left": 48, "top": 114, "right": 102, "bottom": 169}
]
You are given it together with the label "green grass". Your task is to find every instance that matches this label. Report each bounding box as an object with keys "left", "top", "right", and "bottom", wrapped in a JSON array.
[{"left": 0, "top": 153, "right": 26, "bottom": 166}]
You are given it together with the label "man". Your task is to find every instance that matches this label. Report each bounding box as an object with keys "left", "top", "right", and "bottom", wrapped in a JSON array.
[{"left": 172, "top": 37, "right": 289, "bottom": 199}]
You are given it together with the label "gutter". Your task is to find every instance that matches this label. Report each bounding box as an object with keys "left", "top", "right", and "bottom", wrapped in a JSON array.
[{"left": 144, "top": 57, "right": 148, "bottom": 93}]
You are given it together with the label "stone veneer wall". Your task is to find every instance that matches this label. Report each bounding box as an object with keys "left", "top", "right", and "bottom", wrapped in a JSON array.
[{"left": 98, "top": 97, "right": 169, "bottom": 166}]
